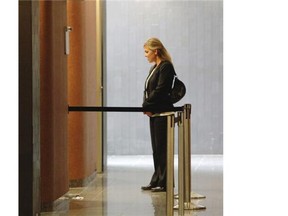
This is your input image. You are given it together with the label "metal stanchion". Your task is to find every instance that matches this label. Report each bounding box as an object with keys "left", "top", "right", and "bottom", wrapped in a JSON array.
[
  {"left": 184, "top": 104, "right": 206, "bottom": 210},
  {"left": 177, "top": 111, "right": 185, "bottom": 215},
  {"left": 184, "top": 104, "right": 192, "bottom": 203},
  {"left": 174, "top": 104, "right": 206, "bottom": 211},
  {"left": 166, "top": 114, "right": 175, "bottom": 216}
]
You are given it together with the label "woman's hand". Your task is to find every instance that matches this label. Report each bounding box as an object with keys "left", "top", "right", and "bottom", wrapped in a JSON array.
[{"left": 143, "top": 112, "right": 153, "bottom": 117}]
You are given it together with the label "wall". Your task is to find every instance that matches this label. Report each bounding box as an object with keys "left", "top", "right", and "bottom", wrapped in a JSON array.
[
  {"left": 106, "top": 0, "right": 223, "bottom": 154},
  {"left": 19, "top": 1, "right": 41, "bottom": 214}
]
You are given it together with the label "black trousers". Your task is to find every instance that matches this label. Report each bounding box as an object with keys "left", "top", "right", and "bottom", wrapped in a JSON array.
[{"left": 149, "top": 116, "right": 167, "bottom": 188}]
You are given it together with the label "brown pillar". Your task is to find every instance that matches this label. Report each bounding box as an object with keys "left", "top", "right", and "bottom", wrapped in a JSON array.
[{"left": 19, "top": 0, "right": 41, "bottom": 215}]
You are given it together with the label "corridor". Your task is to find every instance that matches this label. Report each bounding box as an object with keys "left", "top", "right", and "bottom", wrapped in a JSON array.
[{"left": 41, "top": 155, "right": 223, "bottom": 216}]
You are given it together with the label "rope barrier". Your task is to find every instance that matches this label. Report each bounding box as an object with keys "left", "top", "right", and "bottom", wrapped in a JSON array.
[{"left": 68, "top": 106, "right": 184, "bottom": 112}]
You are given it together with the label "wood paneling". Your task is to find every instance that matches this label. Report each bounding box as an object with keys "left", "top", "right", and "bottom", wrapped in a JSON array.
[
  {"left": 67, "top": 0, "right": 100, "bottom": 185},
  {"left": 40, "top": 0, "right": 69, "bottom": 204}
]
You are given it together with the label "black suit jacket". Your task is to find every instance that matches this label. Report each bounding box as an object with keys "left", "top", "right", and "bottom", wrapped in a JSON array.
[{"left": 142, "top": 61, "right": 176, "bottom": 111}]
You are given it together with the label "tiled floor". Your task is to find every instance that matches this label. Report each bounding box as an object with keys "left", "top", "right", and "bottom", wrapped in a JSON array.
[{"left": 41, "top": 155, "right": 223, "bottom": 216}]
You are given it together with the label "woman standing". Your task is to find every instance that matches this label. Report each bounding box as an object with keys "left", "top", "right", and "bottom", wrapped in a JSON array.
[{"left": 141, "top": 38, "right": 176, "bottom": 192}]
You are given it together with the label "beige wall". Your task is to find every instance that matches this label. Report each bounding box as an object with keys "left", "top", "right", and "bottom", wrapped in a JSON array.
[{"left": 106, "top": 0, "right": 223, "bottom": 155}]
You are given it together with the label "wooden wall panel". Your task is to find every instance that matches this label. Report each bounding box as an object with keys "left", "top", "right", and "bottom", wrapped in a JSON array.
[
  {"left": 40, "top": 0, "right": 69, "bottom": 205},
  {"left": 67, "top": 0, "right": 98, "bottom": 185}
]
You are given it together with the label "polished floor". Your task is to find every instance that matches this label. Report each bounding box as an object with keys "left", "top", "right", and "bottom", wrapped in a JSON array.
[{"left": 41, "top": 155, "right": 223, "bottom": 216}]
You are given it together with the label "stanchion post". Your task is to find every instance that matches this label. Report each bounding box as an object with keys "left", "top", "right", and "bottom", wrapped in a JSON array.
[
  {"left": 166, "top": 114, "right": 175, "bottom": 216},
  {"left": 183, "top": 104, "right": 192, "bottom": 204},
  {"left": 183, "top": 104, "right": 206, "bottom": 210},
  {"left": 177, "top": 111, "right": 185, "bottom": 215}
]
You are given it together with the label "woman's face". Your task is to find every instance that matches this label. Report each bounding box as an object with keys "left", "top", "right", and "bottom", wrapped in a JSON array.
[{"left": 144, "top": 46, "right": 157, "bottom": 63}]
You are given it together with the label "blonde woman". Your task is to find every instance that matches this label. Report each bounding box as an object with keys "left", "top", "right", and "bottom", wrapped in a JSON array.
[{"left": 141, "top": 38, "right": 176, "bottom": 192}]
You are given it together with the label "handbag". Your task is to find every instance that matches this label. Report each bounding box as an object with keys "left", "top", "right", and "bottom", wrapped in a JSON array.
[{"left": 170, "top": 75, "right": 186, "bottom": 104}]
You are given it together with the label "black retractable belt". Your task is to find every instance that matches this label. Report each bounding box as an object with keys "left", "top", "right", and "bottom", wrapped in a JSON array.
[{"left": 68, "top": 106, "right": 184, "bottom": 113}]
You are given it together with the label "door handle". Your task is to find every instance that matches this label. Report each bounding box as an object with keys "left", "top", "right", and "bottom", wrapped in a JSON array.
[{"left": 65, "top": 26, "right": 72, "bottom": 55}]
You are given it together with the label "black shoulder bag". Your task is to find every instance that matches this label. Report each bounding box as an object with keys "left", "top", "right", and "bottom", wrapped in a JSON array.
[{"left": 170, "top": 75, "right": 186, "bottom": 104}]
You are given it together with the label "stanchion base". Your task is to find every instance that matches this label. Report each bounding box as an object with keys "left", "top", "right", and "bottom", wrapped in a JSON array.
[
  {"left": 174, "top": 192, "right": 206, "bottom": 199},
  {"left": 173, "top": 202, "right": 206, "bottom": 210},
  {"left": 190, "top": 192, "right": 206, "bottom": 199}
]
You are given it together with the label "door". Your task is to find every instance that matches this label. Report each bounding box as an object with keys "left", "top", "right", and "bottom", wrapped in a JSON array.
[
  {"left": 67, "top": 0, "right": 104, "bottom": 187},
  {"left": 40, "top": 0, "right": 69, "bottom": 209}
]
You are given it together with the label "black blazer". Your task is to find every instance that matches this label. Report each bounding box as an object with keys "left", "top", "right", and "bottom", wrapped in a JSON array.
[{"left": 143, "top": 61, "right": 176, "bottom": 111}]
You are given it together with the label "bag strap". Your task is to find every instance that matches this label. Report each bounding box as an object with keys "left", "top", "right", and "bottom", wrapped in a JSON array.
[{"left": 171, "top": 75, "right": 178, "bottom": 89}]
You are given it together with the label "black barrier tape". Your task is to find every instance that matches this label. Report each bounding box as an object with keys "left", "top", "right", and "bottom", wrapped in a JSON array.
[{"left": 68, "top": 106, "right": 184, "bottom": 113}]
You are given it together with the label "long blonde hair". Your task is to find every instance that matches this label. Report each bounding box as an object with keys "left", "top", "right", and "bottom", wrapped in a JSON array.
[{"left": 144, "top": 37, "right": 172, "bottom": 63}]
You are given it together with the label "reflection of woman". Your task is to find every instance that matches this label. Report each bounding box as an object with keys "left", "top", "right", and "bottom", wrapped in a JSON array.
[{"left": 141, "top": 38, "right": 176, "bottom": 192}]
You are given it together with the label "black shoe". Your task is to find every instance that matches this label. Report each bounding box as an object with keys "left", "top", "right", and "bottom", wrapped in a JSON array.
[
  {"left": 151, "top": 186, "right": 166, "bottom": 192},
  {"left": 141, "top": 184, "right": 154, "bottom": 191}
]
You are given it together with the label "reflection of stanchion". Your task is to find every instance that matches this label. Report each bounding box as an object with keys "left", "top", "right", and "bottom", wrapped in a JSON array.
[
  {"left": 166, "top": 114, "right": 175, "bottom": 216},
  {"left": 175, "top": 104, "right": 206, "bottom": 211}
]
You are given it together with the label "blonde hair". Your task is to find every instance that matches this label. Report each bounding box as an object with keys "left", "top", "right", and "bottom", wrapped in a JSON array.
[{"left": 144, "top": 37, "right": 172, "bottom": 63}]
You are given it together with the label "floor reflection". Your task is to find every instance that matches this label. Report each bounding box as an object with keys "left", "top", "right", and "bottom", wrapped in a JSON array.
[
  {"left": 41, "top": 155, "right": 222, "bottom": 216},
  {"left": 151, "top": 193, "right": 166, "bottom": 216}
]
